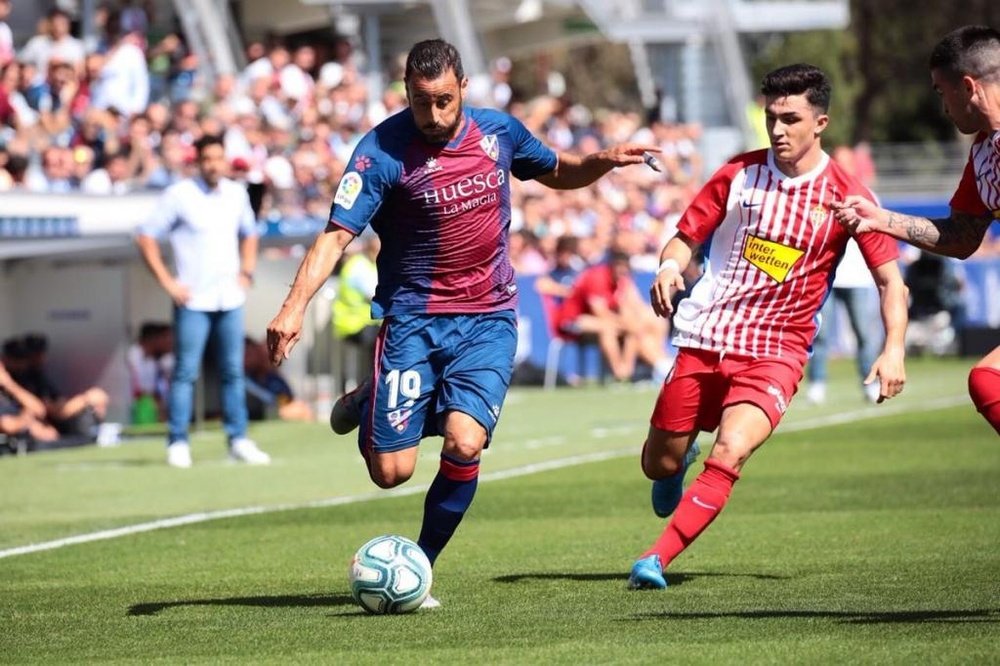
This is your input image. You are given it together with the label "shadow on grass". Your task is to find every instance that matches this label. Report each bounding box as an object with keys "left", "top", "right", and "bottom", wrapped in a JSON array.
[
  {"left": 494, "top": 571, "right": 788, "bottom": 587},
  {"left": 630, "top": 608, "right": 1000, "bottom": 624},
  {"left": 128, "top": 593, "right": 356, "bottom": 616}
]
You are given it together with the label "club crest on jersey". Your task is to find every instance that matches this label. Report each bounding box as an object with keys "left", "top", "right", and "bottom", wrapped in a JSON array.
[
  {"left": 742, "top": 235, "right": 805, "bottom": 283},
  {"left": 424, "top": 156, "right": 443, "bottom": 174},
  {"left": 809, "top": 204, "right": 829, "bottom": 227},
  {"left": 479, "top": 134, "right": 499, "bottom": 161},
  {"left": 334, "top": 172, "right": 363, "bottom": 210},
  {"left": 387, "top": 408, "right": 413, "bottom": 433}
]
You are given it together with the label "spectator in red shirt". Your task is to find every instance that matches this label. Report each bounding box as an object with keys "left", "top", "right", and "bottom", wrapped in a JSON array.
[{"left": 557, "top": 250, "right": 673, "bottom": 382}]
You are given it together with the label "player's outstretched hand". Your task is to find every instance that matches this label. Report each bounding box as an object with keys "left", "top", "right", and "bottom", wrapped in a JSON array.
[
  {"left": 649, "top": 268, "right": 685, "bottom": 318},
  {"left": 266, "top": 308, "right": 304, "bottom": 367},
  {"left": 865, "top": 348, "right": 906, "bottom": 404},
  {"left": 831, "top": 195, "right": 886, "bottom": 234},
  {"left": 600, "top": 144, "right": 661, "bottom": 168}
]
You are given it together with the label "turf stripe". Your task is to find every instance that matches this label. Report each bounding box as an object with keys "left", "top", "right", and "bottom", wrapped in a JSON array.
[{"left": 0, "top": 394, "right": 968, "bottom": 560}]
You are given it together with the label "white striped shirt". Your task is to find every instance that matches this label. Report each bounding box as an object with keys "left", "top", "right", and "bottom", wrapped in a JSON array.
[{"left": 672, "top": 149, "right": 897, "bottom": 364}]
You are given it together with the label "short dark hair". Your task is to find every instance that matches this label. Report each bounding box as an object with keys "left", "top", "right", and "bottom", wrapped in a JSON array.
[
  {"left": 405, "top": 39, "right": 464, "bottom": 82},
  {"left": 194, "top": 134, "right": 224, "bottom": 157},
  {"left": 22, "top": 333, "right": 47, "bottom": 355},
  {"left": 608, "top": 249, "right": 631, "bottom": 266},
  {"left": 2, "top": 338, "right": 25, "bottom": 359},
  {"left": 760, "top": 64, "right": 831, "bottom": 113},
  {"left": 139, "top": 322, "right": 170, "bottom": 341},
  {"left": 929, "top": 25, "right": 1000, "bottom": 83}
]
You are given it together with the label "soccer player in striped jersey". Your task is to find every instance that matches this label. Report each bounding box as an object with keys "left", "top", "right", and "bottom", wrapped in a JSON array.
[
  {"left": 627, "top": 64, "right": 910, "bottom": 590},
  {"left": 267, "top": 39, "right": 657, "bottom": 605},
  {"left": 834, "top": 25, "right": 1000, "bottom": 437}
]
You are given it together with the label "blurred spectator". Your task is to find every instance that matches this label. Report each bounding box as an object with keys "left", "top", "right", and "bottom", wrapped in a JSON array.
[
  {"left": 534, "top": 234, "right": 584, "bottom": 304},
  {"left": 243, "top": 336, "right": 313, "bottom": 422},
  {"left": 805, "top": 241, "right": 882, "bottom": 405},
  {"left": 126, "top": 321, "right": 173, "bottom": 424},
  {"left": 4, "top": 334, "right": 109, "bottom": 439},
  {"left": 332, "top": 234, "right": 381, "bottom": 370},
  {"left": 34, "top": 61, "right": 79, "bottom": 140},
  {"left": 0, "top": 61, "right": 37, "bottom": 129},
  {"left": 0, "top": 0, "right": 12, "bottom": 68},
  {"left": 0, "top": 359, "right": 58, "bottom": 445},
  {"left": 89, "top": 10, "right": 149, "bottom": 117},
  {"left": 904, "top": 251, "right": 965, "bottom": 356},
  {"left": 27, "top": 145, "right": 74, "bottom": 192},
  {"left": 80, "top": 148, "right": 134, "bottom": 194},
  {"left": 556, "top": 250, "right": 674, "bottom": 382},
  {"left": 18, "top": 9, "right": 85, "bottom": 83}
]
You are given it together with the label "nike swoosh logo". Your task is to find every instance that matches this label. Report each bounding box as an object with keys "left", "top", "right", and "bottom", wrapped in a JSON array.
[
  {"left": 692, "top": 496, "right": 719, "bottom": 511},
  {"left": 741, "top": 200, "right": 763, "bottom": 208}
]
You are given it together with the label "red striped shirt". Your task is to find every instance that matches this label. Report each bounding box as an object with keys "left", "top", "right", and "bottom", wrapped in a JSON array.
[
  {"left": 950, "top": 130, "right": 1000, "bottom": 219},
  {"left": 673, "top": 149, "right": 898, "bottom": 364}
]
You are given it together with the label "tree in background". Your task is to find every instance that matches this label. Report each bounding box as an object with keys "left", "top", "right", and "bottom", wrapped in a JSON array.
[{"left": 749, "top": 0, "right": 1000, "bottom": 144}]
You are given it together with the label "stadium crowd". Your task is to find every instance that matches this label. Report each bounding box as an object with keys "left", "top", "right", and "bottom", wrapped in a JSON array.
[
  {"left": 0, "top": 4, "right": 706, "bottom": 266},
  {"left": 0, "top": 2, "right": 986, "bottom": 408}
]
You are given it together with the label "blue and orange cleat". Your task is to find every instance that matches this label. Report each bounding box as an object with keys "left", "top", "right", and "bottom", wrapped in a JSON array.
[
  {"left": 651, "top": 441, "right": 701, "bottom": 518},
  {"left": 627, "top": 554, "right": 667, "bottom": 590}
]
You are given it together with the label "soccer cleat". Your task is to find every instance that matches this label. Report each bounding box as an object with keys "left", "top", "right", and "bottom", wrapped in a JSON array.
[
  {"left": 651, "top": 441, "right": 701, "bottom": 518},
  {"left": 166, "top": 441, "right": 192, "bottom": 468},
  {"left": 229, "top": 438, "right": 271, "bottom": 465},
  {"left": 419, "top": 594, "right": 441, "bottom": 609},
  {"left": 627, "top": 554, "right": 667, "bottom": 590},
  {"left": 330, "top": 379, "right": 370, "bottom": 435}
]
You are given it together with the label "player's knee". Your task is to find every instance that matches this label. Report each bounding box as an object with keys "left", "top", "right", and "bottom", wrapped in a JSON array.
[
  {"left": 442, "top": 435, "right": 483, "bottom": 463},
  {"left": 968, "top": 366, "right": 1000, "bottom": 412},
  {"left": 441, "top": 417, "right": 486, "bottom": 461},
  {"left": 369, "top": 465, "right": 412, "bottom": 489},
  {"left": 709, "top": 436, "right": 750, "bottom": 470}
]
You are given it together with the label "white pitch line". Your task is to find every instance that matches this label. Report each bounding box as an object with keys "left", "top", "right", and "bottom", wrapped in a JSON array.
[{"left": 0, "top": 394, "right": 968, "bottom": 560}]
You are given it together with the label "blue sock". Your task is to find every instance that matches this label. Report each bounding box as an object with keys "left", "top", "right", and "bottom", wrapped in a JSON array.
[{"left": 418, "top": 454, "right": 480, "bottom": 566}]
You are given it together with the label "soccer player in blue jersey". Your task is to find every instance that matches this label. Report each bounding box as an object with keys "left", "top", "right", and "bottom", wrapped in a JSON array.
[{"left": 267, "top": 38, "right": 656, "bottom": 606}]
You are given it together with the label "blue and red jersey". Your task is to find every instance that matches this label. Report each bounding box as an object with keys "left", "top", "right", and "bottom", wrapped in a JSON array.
[{"left": 329, "top": 106, "right": 558, "bottom": 318}]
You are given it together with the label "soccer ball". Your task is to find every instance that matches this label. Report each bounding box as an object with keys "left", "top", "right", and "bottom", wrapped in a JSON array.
[{"left": 348, "top": 535, "right": 433, "bottom": 614}]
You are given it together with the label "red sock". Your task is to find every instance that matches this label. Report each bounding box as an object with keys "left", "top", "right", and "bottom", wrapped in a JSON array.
[
  {"left": 642, "top": 458, "right": 740, "bottom": 567},
  {"left": 969, "top": 367, "right": 1000, "bottom": 436}
]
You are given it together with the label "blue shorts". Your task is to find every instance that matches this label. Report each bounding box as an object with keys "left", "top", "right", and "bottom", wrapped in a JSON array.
[{"left": 358, "top": 310, "right": 517, "bottom": 454}]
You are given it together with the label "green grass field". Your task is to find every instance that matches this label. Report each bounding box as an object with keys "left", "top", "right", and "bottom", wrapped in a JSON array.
[{"left": 2, "top": 357, "right": 998, "bottom": 664}]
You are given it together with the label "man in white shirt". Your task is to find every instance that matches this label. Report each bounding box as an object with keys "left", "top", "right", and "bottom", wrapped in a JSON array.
[
  {"left": 18, "top": 9, "right": 85, "bottom": 82},
  {"left": 136, "top": 135, "right": 269, "bottom": 468}
]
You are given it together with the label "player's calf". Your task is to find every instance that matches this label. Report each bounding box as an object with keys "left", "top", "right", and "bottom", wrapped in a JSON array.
[{"left": 968, "top": 366, "right": 1000, "bottom": 435}]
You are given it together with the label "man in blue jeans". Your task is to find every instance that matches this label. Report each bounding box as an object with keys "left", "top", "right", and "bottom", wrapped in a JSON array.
[{"left": 136, "top": 134, "right": 270, "bottom": 468}]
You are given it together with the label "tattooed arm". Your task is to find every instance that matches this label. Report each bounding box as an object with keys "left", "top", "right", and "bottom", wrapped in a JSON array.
[{"left": 832, "top": 195, "right": 993, "bottom": 259}]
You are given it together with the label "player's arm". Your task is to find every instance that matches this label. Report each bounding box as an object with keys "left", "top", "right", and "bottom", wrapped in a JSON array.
[
  {"left": 238, "top": 233, "right": 259, "bottom": 289},
  {"left": 649, "top": 233, "right": 698, "bottom": 318},
  {"left": 135, "top": 233, "right": 190, "bottom": 306},
  {"left": 866, "top": 260, "right": 908, "bottom": 403},
  {"left": 0, "top": 362, "right": 47, "bottom": 419},
  {"left": 535, "top": 144, "right": 658, "bottom": 190},
  {"left": 833, "top": 198, "right": 993, "bottom": 259},
  {"left": 267, "top": 226, "right": 356, "bottom": 365}
]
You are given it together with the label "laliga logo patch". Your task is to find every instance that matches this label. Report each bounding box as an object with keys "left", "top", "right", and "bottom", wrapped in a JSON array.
[
  {"left": 387, "top": 408, "right": 412, "bottom": 433},
  {"left": 334, "top": 172, "right": 363, "bottom": 210},
  {"left": 742, "top": 234, "right": 804, "bottom": 283},
  {"left": 479, "top": 134, "right": 499, "bottom": 161},
  {"left": 809, "top": 204, "right": 829, "bottom": 227}
]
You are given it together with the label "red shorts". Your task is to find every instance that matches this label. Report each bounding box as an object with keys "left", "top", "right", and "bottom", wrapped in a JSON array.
[{"left": 650, "top": 348, "right": 804, "bottom": 433}]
